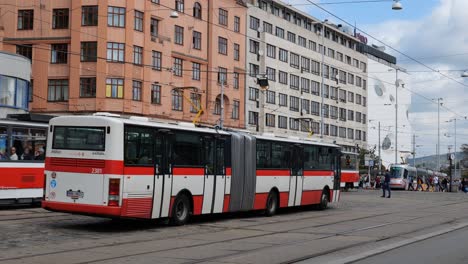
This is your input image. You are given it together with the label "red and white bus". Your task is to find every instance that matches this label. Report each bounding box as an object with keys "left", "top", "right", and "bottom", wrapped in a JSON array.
[
  {"left": 42, "top": 114, "right": 342, "bottom": 224},
  {"left": 0, "top": 114, "right": 50, "bottom": 205},
  {"left": 340, "top": 152, "right": 359, "bottom": 191}
]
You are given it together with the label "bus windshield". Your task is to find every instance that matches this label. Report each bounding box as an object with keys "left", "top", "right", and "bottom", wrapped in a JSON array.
[
  {"left": 390, "top": 167, "right": 404, "bottom": 178},
  {"left": 53, "top": 126, "right": 106, "bottom": 151},
  {"left": 341, "top": 154, "right": 357, "bottom": 170}
]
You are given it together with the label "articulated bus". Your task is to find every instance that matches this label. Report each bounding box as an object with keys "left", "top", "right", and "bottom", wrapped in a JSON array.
[
  {"left": 340, "top": 152, "right": 359, "bottom": 190},
  {"left": 0, "top": 114, "right": 50, "bottom": 205},
  {"left": 42, "top": 114, "right": 342, "bottom": 225}
]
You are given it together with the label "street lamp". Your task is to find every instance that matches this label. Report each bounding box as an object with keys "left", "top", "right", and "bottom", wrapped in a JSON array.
[
  {"left": 392, "top": 0, "right": 403, "bottom": 10},
  {"left": 388, "top": 68, "right": 404, "bottom": 164},
  {"left": 461, "top": 71, "right": 468, "bottom": 78},
  {"left": 433, "top": 98, "right": 443, "bottom": 170}
]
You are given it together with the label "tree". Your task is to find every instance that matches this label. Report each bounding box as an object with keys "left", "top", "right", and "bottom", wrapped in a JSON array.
[{"left": 461, "top": 144, "right": 468, "bottom": 178}]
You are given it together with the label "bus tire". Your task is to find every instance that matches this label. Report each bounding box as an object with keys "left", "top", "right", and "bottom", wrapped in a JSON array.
[
  {"left": 265, "top": 190, "right": 278, "bottom": 217},
  {"left": 317, "top": 189, "right": 329, "bottom": 210},
  {"left": 171, "top": 193, "right": 191, "bottom": 226}
]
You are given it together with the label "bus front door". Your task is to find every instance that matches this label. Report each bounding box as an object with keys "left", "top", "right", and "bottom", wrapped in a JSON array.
[
  {"left": 151, "top": 132, "right": 172, "bottom": 219},
  {"left": 202, "top": 137, "right": 226, "bottom": 214},
  {"left": 289, "top": 145, "right": 304, "bottom": 206}
]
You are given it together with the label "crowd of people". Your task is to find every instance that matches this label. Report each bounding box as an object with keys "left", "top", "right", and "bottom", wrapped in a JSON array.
[{"left": 0, "top": 146, "right": 45, "bottom": 161}]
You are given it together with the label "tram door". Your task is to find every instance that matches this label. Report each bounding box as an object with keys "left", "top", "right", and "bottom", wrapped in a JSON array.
[
  {"left": 289, "top": 145, "right": 304, "bottom": 206},
  {"left": 202, "top": 136, "right": 226, "bottom": 214},
  {"left": 151, "top": 131, "right": 173, "bottom": 219}
]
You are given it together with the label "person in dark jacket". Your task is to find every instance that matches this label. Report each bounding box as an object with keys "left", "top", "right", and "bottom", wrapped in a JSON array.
[{"left": 381, "top": 170, "right": 391, "bottom": 198}]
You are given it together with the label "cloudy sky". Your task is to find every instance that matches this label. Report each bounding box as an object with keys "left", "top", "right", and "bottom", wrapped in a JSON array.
[{"left": 284, "top": 0, "right": 468, "bottom": 158}]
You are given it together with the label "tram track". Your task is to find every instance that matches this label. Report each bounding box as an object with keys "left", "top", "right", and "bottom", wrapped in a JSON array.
[{"left": 2, "top": 199, "right": 467, "bottom": 263}]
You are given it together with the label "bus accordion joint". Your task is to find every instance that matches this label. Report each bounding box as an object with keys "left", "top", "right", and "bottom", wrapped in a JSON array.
[{"left": 108, "top": 179, "right": 120, "bottom": 206}]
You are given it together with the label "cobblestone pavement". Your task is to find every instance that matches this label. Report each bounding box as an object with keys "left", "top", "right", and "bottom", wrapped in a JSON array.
[{"left": 0, "top": 190, "right": 467, "bottom": 264}]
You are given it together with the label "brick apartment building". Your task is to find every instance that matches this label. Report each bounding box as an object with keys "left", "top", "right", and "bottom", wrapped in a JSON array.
[{"left": 0, "top": 0, "right": 246, "bottom": 128}]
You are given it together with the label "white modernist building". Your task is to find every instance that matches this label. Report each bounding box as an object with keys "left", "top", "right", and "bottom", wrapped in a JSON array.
[
  {"left": 245, "top": 0, "right": 368, "bottom": 152},
  {"left": 365, "top": 46, "right": 413, "bottom": 167}
]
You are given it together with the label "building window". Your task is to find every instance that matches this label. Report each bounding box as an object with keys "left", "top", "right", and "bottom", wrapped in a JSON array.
[
  {"left": 279, "top": 93, "right": 287, "bottom": 106},
  {"left": 218, "top": 67, "right": 227, "bottom": 84},
  {"left": 218, "top": 37, "right": 228, "bottom": 55},
  {"left": 301, "top": 78, "right": 310, "bottom": 93},
  {"left": 172, "top": 90, "right": 183, "bottom": 111},
  {"left": 266, "top": 114, "right": 275, "bottom": 127},
  {"left": 132, "top": 81, "right": 142, "bottom": 101},
  {"left": 339, "top": 89, "right": 346, "bottom": 103},
  {"left": 234, "top": 16, "right": 240, "bottom": 32},
  {"left": 356, "top": 112, "right": 362, "bottom": 123},
  {"left": 249, "top": 39, "right": 259, "bottom": 54},
  {"left": 16, "top": 44, "right": 32, "bottom": 60},
  {"left": 348, "top": 92, "right": 354, "bottom": 103},
  {"left": 80, "top": 77, "right": 96, "bottom": 98},
  {"left": 266, "top": 44, "right": 276, "bottom": 59},
  {"left": 279, "top": 71, "right": 288, "bottom": 84},
  {"left": 151, "top": 84, "right": 161, "bottom": 104},
  {"left": 290, "top": 96, "right": 299, "bottom": 112},
  {"left": 173, "top": 58, "right": 183, "bottom": 76},
  {"left": 266, "top": 67, "right": 276, "bottom": 82},
  {"left": 363, "top": 96, "right": 367, "bottom": 106},
  {"left": 134, "top": 11, "right": 144, "bottom": 31},
  {"left": 18, "top": 10, "right": 34, "bottom": 30},
  {"left": 330, "top": 125, "right": 338, "bottom": 137},
  {"left": 82, "top": 6, "right": 98, "bottom": 26},
  {"left": 311, "top": 81, "right": 319, "bottom": 95},
  {"left": 356, "top": 76, "right": 362, "bottom": 87},
  {"left": 249, "top": 16, "right": 259, "bottom": 30},
  {"left": 152, "top": 51, "right": 162, "bottom": 70},
  {"left": 52, "top": 9, "right": 69, "bottom": 29},
  {"left": 363, "top": 114, "right": 367, "bottom": 124},
  {"left": 51, "top": 44, "right": 68, "bottom": 64},
  {"left": 266, "top": 90, "right": 276, "bottom": 104},
  {"left": 219, "top": 9, "right": 228, "bottom": 26},
  {"left": 152, "top": 0, "right": 160, "bottom": 4},
  {"left": 309, "top": 40, "right": 317, "bottom": 51},
  {"left": 107, "top": 42, "right": 125, "bottom": 62},
  {"left": 339, "top": 70, "right": 347, "bottom": 84},
  {"left": 80, "top": 42, "right": 97, "bottom": 62},
  {"left": 249, "top": 63, "right": 259, "bottom": 77},
  {"left": 323, "top": 104, "right": 329, "bottom": 118},
  {"left": 330, "top": 106, "right": 338, "bottom": 119},
  {"left": 190, "top": 93, "right": 201, "bottom": 113},
  {"left": 363, "top": 79, "right": 367, "bottom": 90},
  {"left": 214, "top": 98, "right": 221, "bottom": 115},
  {"left": 133, "top": 46, "right": 143, "bottom": 65},
  {"left": 249, "top": 87, "right": 259, "bottom": 101},
  {"left": 339, "top": 127, "right": 346, "bottom": 138},
  {"left": 339, "top": 108, "right": 347, "bottom": 121},
  {"left": 356, "top": 94, "right": 362, "bottom": 105},
  {"left": 193, "top": 2, "right": 202, "bottom": 19},
  {"left": 348, "top": 110, "right": 354, "bottom": 121},
  {"left": 355, "top": 130, "right": 362, "bottom": 140},
  {"left": 106, "top": 78, "right": 124, "bottom": 98},
  {"left": 311, "top": 60, "right": 320, "bottom": 75},
  {"left": 301, "top": 57, "right": 310, "bottom": 72},
  {"left": 290, "top": 118, "right": 299, "bottom": 131},
  {"left": 302, "top": 99, "right": 310, "bottom": 114},
  {"left": 29, "top": 80, "right": 33, "bottom": 102},
  {"left": 348, "top": 128, "right": 354, "bottom": 139},
  {"left": 234, "top": 43, "right": 240, "bottom": 61},
  {"left": 192, "top": 62, "right": 201, "bottom": 80},
  {"left": 290, "top": 53, "right": 299, "bottom": 68},
  {"left": 287, "top": 32, "right": 296, "bottom": 43},
  {"left": 278, "top": 116, "right": 287, "bottom": 129},
  {"left": 290, "top": 74, "right": 299, "bottom": 90},
  {"left": 275, "top": 27, "right": 284, "bottom": 38},
  {"left": 176, "top": 0, "right": 185, "bottom": 12},
  {"left": 263, "top": 21, "right": 272, "bottom": 34},
  {"left": 279, "top": 48, "right": 288, "bottom": 62},
  {"left": 301, "top": 120, "right": 310, "bottom": 133},
  {"left": 48, "top": 79, "right": 68, "bottom": 101},
  {"left": 151, "top": 18, "right": 159, "bottom": 37},
  {"left": 298, "top": 36, "right": 307, "bottom": 47},
  {"left": 175, "top": 25, "right": 184, "bottom": 45},
  {"left": 323, "top": 84, "right": 329, "bottom": 98},
  {"left": 232, "top": 100, "right": 240, "bottom": 119},
  {"left": 248, "top": 111, "right": 258, "bottom": 125},
  {"left": 108, "top": 6, "right": 126, "bottom": 27},
  {"left": 192, "top": 31, "right": 202, "bottom": 50},
  {"left": 330, "top": 87, "right": 338, "bottom": 100},
  {"left": 233, "top": 72, "right": 239, "bottom": 89},
  {"left": 311, "top": 101, "right": 320, "bottom": 116}
]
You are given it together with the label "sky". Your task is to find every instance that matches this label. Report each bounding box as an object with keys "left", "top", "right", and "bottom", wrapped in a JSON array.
[{"left": 283, "top": 0, "right": 468, "bottom": 159}]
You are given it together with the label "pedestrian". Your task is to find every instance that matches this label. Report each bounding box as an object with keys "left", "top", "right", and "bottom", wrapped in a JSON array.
[
  {"left": 9, "top": 147, "right": 18, "bottom": 160},
  {"left": 381, "top": 170, "right": 391, "bottom": 198},
  {"left": 461, "top": 178, "right": 468, "bottom": 194},
  {"left": 407, "top": 175, "right": 415, "bottom": 191},
  {"left": 375, "top": 175, "right": 381, "bottom": 189},
  {"left": 441, "top": 177, "right": 448, "bottom": 192},
  {"left": 416, "top": 176, "right": 423, "bottom": 191},
  {"left": 433, "top": 175, "right": 439, "bottom": 192}
]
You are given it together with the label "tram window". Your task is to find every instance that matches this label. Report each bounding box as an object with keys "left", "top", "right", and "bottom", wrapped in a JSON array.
[
  {"left": 11, "top": 127, "right": 47, "bottom": 161},
  {"left": 271, "top": 142, "right": 291, "bottom": 168},
  {"left": 304, "top": 145, "right": 319, "bottom": 170},
  {"left": 124, "top": 126, "right": 154, "bottom": 166},
  {"left": 0, "top": 126, "right": 7, "bottom": 160},
  {"left": 256, "top": 140, "right": 271, "bottom": 169},
  {"left": 173, "top": 132, "right": 203, "bottom": 166}
]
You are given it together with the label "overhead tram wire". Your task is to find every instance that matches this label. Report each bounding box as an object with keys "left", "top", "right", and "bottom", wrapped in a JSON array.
[{"left": 303, "top": 0, "right": 468, "bottom": 119}]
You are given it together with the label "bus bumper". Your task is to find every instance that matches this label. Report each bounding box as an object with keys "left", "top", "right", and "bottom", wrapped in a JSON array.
[{"left": 42, "top": 201, "right": 121, "bottom": 217}]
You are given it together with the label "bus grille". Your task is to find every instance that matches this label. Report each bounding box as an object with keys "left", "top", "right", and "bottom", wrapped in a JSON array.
[{"left": 49, "top": 158, "right": 105, "bottom": 168}]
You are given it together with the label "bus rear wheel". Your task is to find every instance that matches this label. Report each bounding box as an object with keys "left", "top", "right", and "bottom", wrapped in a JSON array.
[
  {"left": 171, "top": 194, "right": 191, "bottom": 226},
  {"left": 265, "top": 191, "right": 278, "bottom": 217}
]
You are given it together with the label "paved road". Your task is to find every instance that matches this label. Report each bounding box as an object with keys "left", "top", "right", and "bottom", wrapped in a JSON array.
[
  {"left": 355, "top": 227, "right": 468, "bottom": 264},
  {"left": 0, "top": 190, "right": 467, "bottom": 264}
]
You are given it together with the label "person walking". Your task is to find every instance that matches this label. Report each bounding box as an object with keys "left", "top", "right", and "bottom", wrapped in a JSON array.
[
  {"left": 433, "top": 175, "right": 439, "bottom": 192},
  {"left": 375, "top": 175, "right": 381, "bottom": 189},
  {"left": 407, "top": 174, "right": 415, "bottom": 191},
  {"left": 381, "top": 170, "right": 391, "bottom": 198},
  {"left": 461, "top": 178, "right": 468, "bottom": 193},
  {"left": 441, "top": 177, "right": 448, "bottom": 192}
]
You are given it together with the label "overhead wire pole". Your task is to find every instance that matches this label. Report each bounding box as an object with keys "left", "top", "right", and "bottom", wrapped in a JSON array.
[{"left": 395, "top": 69, "right": 399, "bottom": 164}]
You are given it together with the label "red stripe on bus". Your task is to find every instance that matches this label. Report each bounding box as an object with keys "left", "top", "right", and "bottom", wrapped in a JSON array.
[
  {"left": 301, "top": 190, "right": 322, "bottom": 205},
  {"left": 0, "top": 168, "right": 44, "bottom": 188},
  {"left": 172, "top": 167, "right": 204, "bottom": 176},
  {"left": 123, "top": 167, "right": 153, "bottom": 175},
  {"left": 223, "top": 194, "right": 230, "bottom": 213},
  {"left": 256, "top": 170, "right": 290, "bottom": 176},
  {"left": 303, "top": 170, "right": 334, "bottom": 176},
  {"left": 253, "top": 193, "right": 269, "bottom": 210},
  {"left": 121, "top": 198, "right": 152, "bottom": 219},
  {"left": 193, "top": 195, "right": 203, "bottom": 215},
  {"left": 42, "top": 201, "right": 121, "bottom": 216},
  {"left": 279, "top": 192, "right": 289, "bottom": 208},
  {"left": 45, "top": 158, "right": 124, "bottom": 174}
]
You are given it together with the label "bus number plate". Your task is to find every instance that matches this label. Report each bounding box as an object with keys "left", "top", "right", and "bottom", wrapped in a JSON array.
[
  {"left": 66, "top": 190, "right": 84, "bottom": 200},
  {"left": 91, "top": 168, "right": 103, "bottom": 174}
]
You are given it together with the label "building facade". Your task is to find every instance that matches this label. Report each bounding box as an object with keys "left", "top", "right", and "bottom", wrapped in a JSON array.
[
  {"left": 245, "top": 0, "right": 368, "bottom": 151},
  {"left": 0, "top": 51, "right": 31, "bottom": 118},
  {"left": 364, "top": 45, "right": 413, "bottom": 167},
  {"left": 0, "top": 0, "right": 246, "bottom": 128}
]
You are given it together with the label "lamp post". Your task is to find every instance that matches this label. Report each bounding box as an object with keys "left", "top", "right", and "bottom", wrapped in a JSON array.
[
  {"left": 433, "top": 98, "right": 443, "bottom": 171},
  {"left": 389, "top": 68, "right": 402, "bottom": 164}
]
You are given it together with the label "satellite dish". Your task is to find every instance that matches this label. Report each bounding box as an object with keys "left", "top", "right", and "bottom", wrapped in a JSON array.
[
  {"left": 382, "top": 135, "right": 392, "bottom": 150},
  {"left": 257, "top": 26, "right": 264, "bottom": 33},
  {"left": 258, "top": 50, "right": 264, "bottom": 56},
  {"left": 374, "top": 79, "right": 386, "bottom": 97}
]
